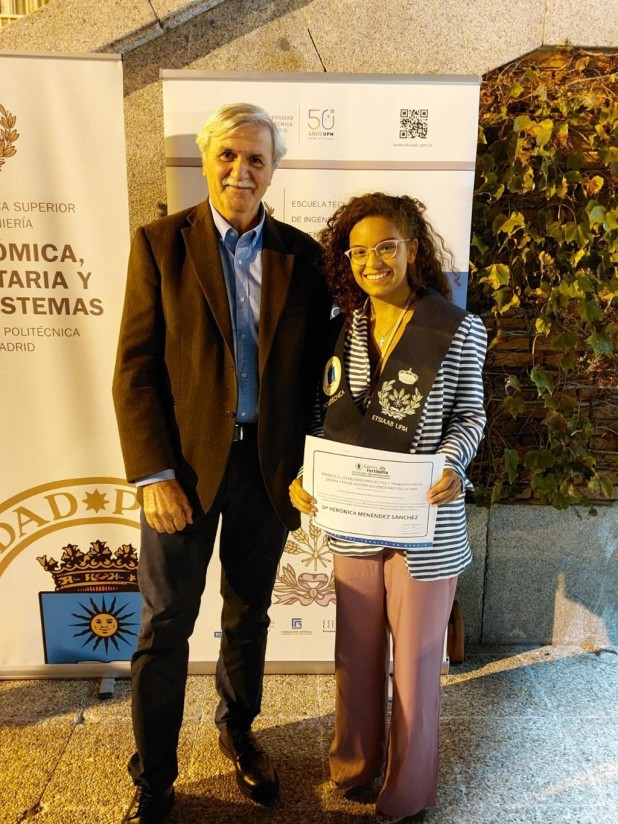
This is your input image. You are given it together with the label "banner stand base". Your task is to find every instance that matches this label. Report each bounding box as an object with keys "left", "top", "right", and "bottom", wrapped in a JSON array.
[{"left": 98, "top": 677, "right": 116, "bottom": 699}]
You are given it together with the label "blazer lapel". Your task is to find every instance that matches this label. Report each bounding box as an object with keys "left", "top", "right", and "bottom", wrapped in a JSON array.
[
  {"left": 259, "top": 215, "right": 294, "bottom": 376},
  {"left": 182, "top": 201, "right": 235, "bottom": 357}
]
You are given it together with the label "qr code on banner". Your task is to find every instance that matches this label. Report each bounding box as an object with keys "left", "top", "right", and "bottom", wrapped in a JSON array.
[{"left": 399, "top": 108, "right": 429, "bottom": 139}]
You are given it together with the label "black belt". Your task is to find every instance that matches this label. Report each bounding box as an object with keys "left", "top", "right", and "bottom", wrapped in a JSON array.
[{"left": 232, "top": 423, "right": 257, "bottom": 441}]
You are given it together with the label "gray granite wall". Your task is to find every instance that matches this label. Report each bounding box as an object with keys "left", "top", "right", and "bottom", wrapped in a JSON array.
[
  {"left": 459, "top": 504, "right": 618, "bottom": 648},
  {"left": 2, "top": 0, "right": 616, "bottom": 648}
]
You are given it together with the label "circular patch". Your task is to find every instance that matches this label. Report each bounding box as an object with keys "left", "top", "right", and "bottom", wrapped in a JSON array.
[{"left": 322, "top": 356, "right": 342, "bottom": 397}]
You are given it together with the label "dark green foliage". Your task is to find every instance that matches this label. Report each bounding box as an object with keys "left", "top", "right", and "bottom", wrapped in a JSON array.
[{"left": 468, "top": 47, "right": 618, "bottom": 510}]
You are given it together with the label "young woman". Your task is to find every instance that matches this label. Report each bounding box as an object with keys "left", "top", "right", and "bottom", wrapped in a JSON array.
[{"left": 290, "top": 193, "right": 487, "bottom": 823}]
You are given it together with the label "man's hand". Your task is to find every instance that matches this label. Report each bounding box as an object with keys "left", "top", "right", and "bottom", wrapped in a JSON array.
[
  {"left": 427, "top": 468, "right": 463, "bottom": 506},
  {"left": 143, "top": 479, "right": 193, "bottom": 534}
]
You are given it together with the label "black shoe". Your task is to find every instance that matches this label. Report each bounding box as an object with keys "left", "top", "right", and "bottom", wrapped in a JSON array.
[
  {"left": 219, "top": 728, "right": 279, "bottom": 806},
  {"left": 122, "top": 784, "right": 174, "bottom": 823}
]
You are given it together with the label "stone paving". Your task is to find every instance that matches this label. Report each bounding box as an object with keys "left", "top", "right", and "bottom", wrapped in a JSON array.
[{"left": 1, "top": 645, "right": 617, "bottom": 823}]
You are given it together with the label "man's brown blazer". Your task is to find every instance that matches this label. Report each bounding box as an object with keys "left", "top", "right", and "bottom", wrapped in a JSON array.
[{"left": 112, "top": 199, "right": 330, "bottom": 530}]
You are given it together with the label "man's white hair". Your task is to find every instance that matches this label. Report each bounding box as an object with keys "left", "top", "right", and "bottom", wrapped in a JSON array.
[{"left": 196, "top": 102, "right": 287, "bottom": 167}]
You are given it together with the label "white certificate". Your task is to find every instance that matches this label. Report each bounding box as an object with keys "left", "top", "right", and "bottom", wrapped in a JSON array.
[{"left": 303, "top": 436, "right": 445, "bottom": 548}]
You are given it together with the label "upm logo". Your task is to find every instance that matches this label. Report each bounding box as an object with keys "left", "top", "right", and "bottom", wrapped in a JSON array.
[{"left": 291, "top": 617, "right": 303, "bottom": 629}]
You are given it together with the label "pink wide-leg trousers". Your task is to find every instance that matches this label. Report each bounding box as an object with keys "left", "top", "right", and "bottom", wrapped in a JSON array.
[{"left": 329, "top": 550, "right": 457, "bottom": 819}]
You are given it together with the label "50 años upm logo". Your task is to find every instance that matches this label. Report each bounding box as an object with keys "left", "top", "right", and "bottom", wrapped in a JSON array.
[
  {"left": 307, "top": 108, "right": 335, "bottom": 140},
  {"left": 0, "top": 478, "right": 143, "bottom": 664}
]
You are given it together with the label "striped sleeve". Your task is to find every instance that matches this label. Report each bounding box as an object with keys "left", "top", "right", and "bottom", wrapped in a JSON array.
[{"left": 414, "top": 313, "right": 487, "bottom": 484}]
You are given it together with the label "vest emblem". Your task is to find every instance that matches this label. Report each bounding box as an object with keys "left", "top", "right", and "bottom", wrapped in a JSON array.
[
  {"left": 398, "top": 368, "right": 419, "bottom": 385},
  {"left": 322, "top": 356, "right": 342, "bottom": 396},
  {"left": 377, "top": 378, "right": 423, "bottom": 421}
]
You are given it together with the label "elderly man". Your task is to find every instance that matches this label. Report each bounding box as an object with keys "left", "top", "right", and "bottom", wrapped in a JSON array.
[{"left": 113, "top": 103, "right": 330, "bottom": 823}]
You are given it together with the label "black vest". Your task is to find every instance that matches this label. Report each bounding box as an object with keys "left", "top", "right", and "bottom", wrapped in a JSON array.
[{"left": 320, "top": 289, "right": 467, "bottom": 453}]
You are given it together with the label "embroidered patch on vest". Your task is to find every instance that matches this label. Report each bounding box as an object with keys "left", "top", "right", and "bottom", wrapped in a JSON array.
[
  {"left": 377, "top": 377, "right": 423, "bottom": 421},
  {"left": 322, "top": 355, "right": 342, "bottom": 397},
  {"left": 398, "top": 368, "right": 419, "bottom": 386}
]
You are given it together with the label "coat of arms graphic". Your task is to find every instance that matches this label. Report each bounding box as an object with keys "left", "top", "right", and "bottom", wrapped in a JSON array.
[{"left": 38, "top": 539, "right": 142, "bottom": 663}]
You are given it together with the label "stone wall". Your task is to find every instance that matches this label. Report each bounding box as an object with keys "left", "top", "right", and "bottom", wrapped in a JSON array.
[{"left": 461, "top": 504, "right": 617, "bottom": 647}]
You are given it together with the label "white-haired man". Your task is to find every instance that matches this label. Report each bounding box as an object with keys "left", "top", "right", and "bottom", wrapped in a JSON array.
[{"left": 113, "top": 103, "right": 330, "bottom": 823}]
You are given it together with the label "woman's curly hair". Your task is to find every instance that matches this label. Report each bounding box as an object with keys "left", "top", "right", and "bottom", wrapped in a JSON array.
[{"left": 319, "top": 193, "right": 454, "bottom": 318}]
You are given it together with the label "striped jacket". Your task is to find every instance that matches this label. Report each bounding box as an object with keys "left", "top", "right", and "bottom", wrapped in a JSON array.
[{"left": 312, "top": 307, "right": 487, "bottom": 581}]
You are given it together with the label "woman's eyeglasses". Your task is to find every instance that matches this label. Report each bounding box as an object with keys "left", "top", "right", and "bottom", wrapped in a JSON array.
[{"left": 343, "top": 239, "right": 410, "bottom": 266}]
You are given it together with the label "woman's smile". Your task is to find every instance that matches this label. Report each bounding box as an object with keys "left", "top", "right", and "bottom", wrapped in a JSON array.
[{"left": 348, "top": 215, "right": 417, "bottom": 306}]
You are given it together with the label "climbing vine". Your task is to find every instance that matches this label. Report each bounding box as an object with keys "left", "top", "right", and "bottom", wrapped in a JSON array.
[{"left": 468, "top": 47, "right": 618, "bottom": 511}]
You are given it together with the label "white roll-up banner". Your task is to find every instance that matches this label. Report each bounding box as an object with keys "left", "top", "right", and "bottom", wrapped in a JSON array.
[
  {"left": 161, "top": 71, "right": 480, "bottom": 671},
  {"left": 0, "top": 52, "right": 133, "bottom": 676}
]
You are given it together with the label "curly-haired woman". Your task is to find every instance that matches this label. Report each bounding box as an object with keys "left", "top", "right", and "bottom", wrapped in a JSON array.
[{"left": 290, "top": 193, "right": 487, "bottom": 823}]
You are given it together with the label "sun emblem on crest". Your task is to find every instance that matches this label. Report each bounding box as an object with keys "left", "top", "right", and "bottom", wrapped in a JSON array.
[
  {"left": 69, "top": 594, "right": 139, "bottom": 654},
  {"left": 0, "top": 105, "right": 19, "bottom": 173},
  {"left": 378, "top": 379, "right": 423, "bottom": 421}
]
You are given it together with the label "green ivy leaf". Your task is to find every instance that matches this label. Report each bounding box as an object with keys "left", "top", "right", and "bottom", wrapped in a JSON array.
[
  {"left": 492, "top": 213, "right": 508, "bottom": 234},
  {"left": 477, "top": 152, "right": 495, "bottom": 172},
  {"left": 513, "top": 114, "right": 534, "bottom": 132},
  {"left": 580, "top": 299, "right": 604, "bottom": 322},
  {"left": 557, "top": 280, "right": 585, "bottom": 300},
  {"left": 482, "top": 263, "right": 511, "bottom": 288},
  {"left": 497, "top": 212, "right": 526, "bottom": 235},
  {"left": 495, "top": 289, "right": 520, "bottom": 314},
  {"left": 588, "top": 204, "right": 606, "bottom": 228},
  {"left": 530, "top": 366, "right": 554, "bottom": 396},
  {"left": 501, "top": 396, "right": 526, "bottom": 418},
  {"left": 576, "top": 275, "right": 595, "bottom": 294},
  {"left": 603, "top": 210, "right": 618, "bottom": 231},
  {"left": 564, "top": 170, "right": 583, "bottom": 184},
  {"left": 490, "top": 482, "right": 505, "bottom": 504},
  {"left": 531, "top": 118, "right": 553, "bottom": 148},
  {"left": 576, "top": 223, "right": 594, "bottom": 245},
  {"left": 543, "top": 411, "right": 568, "bottom": 432},
  {"left": 598, "top": 475, "right": 615, "bottom": 499},
  {"left": 504, "top": 448, "right": 520, "bottom": 482},
  {"left": 535, "top": 316, "right": 552, "bottom": 335},
  {"left": 508, "top": 82, "right": 524, "bottom": 98},
  {"left": 586, "top": 176, "right": 605, "bottom": 196},
  {"left": 599, "top": 146, "right": 618, "bottom": 165},
  {"left": 570, "top": 248, "right": 586, "bottom": 266},
  {"left": 546, "top": 221, "right": 564, "bottom": 242},
  {"left": 551, "top": 489, "right": 576, "bottom": 510},
  {"left": 585, "top": 330, "right": 613, "bottom": 356},
  {"left": 471, "top": 234, "right": 489, "bottom": 254}
]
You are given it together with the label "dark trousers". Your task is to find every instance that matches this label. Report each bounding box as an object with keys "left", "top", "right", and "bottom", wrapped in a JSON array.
[{"left": 128, "top": 435, "right": 287, "bottom": 791}]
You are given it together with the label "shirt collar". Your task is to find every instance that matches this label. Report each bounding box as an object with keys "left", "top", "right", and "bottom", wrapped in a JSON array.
[{"left": 209, "top": 200, "right": 265, "bottom": 251}]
